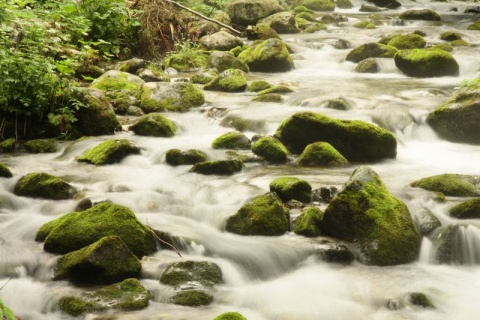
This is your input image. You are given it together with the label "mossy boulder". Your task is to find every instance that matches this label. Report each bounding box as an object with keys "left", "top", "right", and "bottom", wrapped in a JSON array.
[
  {"left": 140, "top": 82, "right": 205, "bottom": 113},
  {"left": 58, "top": 278, "right": 150, "bottom": 316},
  {"left": 305, "top": 22, "right": 327, "bottom": 33},
  {"left": 225, "top": 0, "right": 285, "bottom": 26},
  {"left": 274, "top": 111, "right": 397, "bottom": 162},
  {"left": 204, "top": 69, "right": 248, "bottom": 92},
  {"left": 207, "top": 51, "right": 249, "bottom": 73},
  {"left": 258, "top": 11, "right": 301, "bottom": 34},
  {"left": 440, "top": 31, "right": 463, "bottom": 41},
  {"left": 293, "top": 0, "right": 335, "bottom": 11},
  {"left": 14, "top": 172, "right": 76, "bottom": 200},
  {"left": 23, "top": 139, "right": 57, "bottom": 153},
  {"left": 387, "top": 34, "right": 426, "bottom": 50},
  {"left": 226, "top": 192, "right": 290, "bottom": 236},
  {"left": 77, "top": 139, "right": 141, "bottom": 166},
  {"left": 54, "top": 236, "right": 142, "bottom": 284},
  {"left": 399, "top": 9, "right": 441, "bottom": 21},
  {"left": 245, "top": 24, "right": 281, "bottom": 40},
  {"left": 248, "top": 80, "right": 272, "bottom": 92},
  {"left": 238, "top": 38, "right": 294, "bottom": 72},
  {"left": 355, "top": 58, "right": 379, "bottom": 73},
  {"left": 160, "top": 260, "right": 223, "bottom": 288},
  {"left": 212, "top": 131, "right": 251, "bottom": 150},
  {"left": 467, "top": 20, "right": 480, "bottom": 30},
  {"left": 257, "top": 85, "right": 293, "bottom": 95},
  {"left": 270, "top": 177, "right": 312, "bottom": 203},
  {"left": 252, "top": 93, "right": 283, "bottom": 103},
  {"left": 326, "top": 97, "right": 351, "bottom": 110},
  {"left": 322, "top": 166, "right": 422, "bottom": 266},
  {"left": 293, "top": 206, "right": 324, "bottom": 237},
  {"left": 129, "top": 113, "right": 176, "bottom": 137},
  {"left": 117, "top": 58, "right": 147, "bottom": 74},
  {"left": 449, "top": 198, "right": 480, "bottom": 219},
  {"left": 408, "top": 292, "right": 435, "bottom": 308},
  {"left": 410, "top": 174, "right": 480, "bottom": 197},
  {"left": 354, "top": 21, "right": 376, "bottom": 29},
  {"left": 365, "top": 0, "right": 401, "bottom": 8},
  {"left": 0, "top": 138, "right": 16, "bottom": 152},
  {"left": 165, "top": 149, "right": 208, "bottom": 166},
  {"left": 335, "top": 0, "right": 353, "bottom": 9},
  {"left": 0, "top": 299, "right": 15, "bottom": 320},
  {"left": 296, "top": 141, "right": 349, "bottom": 166},
  {"left": 346, "top": 43, "right": 397, "bottom": 63},
  {"left": 251, "top": 136, "right": 289, "bottom": 163},
  {"left": 170, "top": 290, "right": 213, "bottom": 306},
  {"left": 90, "top": 70, "right": 144, "bottom": 96},
  {"left": 214, "top": 312, "right": 248, "bottom": 320},
  {"left": 394, "top": 48, "right": 459, "bottom": 78},
  {"left": 35, "top": 202, "right": 157, "bottom": 258},
  {"left": 199, "top": 31, "right": 245, "bottom": 51},
  {"left": 0, "top": 162, "right": 12, "bottom": 178},
  {"left": 189, "top": 160, "right": 243, "bottom": 175},
  {"left": 426, "top": 84, "right": 480, "bottom": 144}
]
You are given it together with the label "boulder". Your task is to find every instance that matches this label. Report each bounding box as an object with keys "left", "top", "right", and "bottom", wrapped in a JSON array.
[
  {"left": 212, "top": 131, "right": 251, "bottom": 150},
  {"left": 326, "top": 97, "right": 352, "bottom": 110},
  {"left": 23, "top": 139, "right": 57, "bottom": 153},
  {"left": 199, "top": 31, "right": 244, "bottom": 51},
  {"left": 410, "top": 174, "right": 480, "bottom": 197},
  {"left": 296, "top": 141, "right": 349, "bottom": 166},
  {"left": 394, "top": 49, "right": 459, "bottom": 78},
  {"left": 270, "top": 177, "right": 312, "bottom": 203},
  {"left": 0, "top": 162, "right": 12, "bottom": 178},
  {"left": 292, "top": 0, "right": 335, "bottom": 11},
  {"left": 225, "top": 192, "right": 290, "bottom": 236},
  {"left": 207, "top": 51, "right": 249, "bottom": 73},
  {"left": 214, "top": 312, "right": 248, "bottom": 320},
  {"left": 14, "top": 172, "right": 76, "bottom": 200},
  {"left": 449, "top": 198, "right": 480, "bottom": 219},
  {"left": 293, "top": 206, "right": 324, "bottom": 237},
  {"left": 189, "top": 160, "right": 243, "bottom": 175},
  {"left": 160, "top": 260, "right": 223, "bottom": 288},
  {"left": 246, "top": 24, "right": 281, "bottom": 40},
  {"left": 140, "top": 82, "right": 205, "bottom": 113},
  {"left": 426, "top": 84, "right": 480, "bottom": 144},
  {"left": 387, "top": 34, "right": 426, "bottom": 50},
  {"left": 321, "top": 13, "right": 348, "bottom": 24},
  {"left": 54, "top": 236, "right": 142, "bottom": 284},
  {"left": 0, "top": 138, "right": 16, "bottom": 152},
  {"left": 252, "top": 93, "right": 283, "bottom": 103},
  {"left": 204, "top": 69, "right": 248, "bottom": 92},
  {"left": 336, "top": 0, "right": 353, "bottom": 9},
  {"left": 58, "top": 278, "right": 150, "bottom": 316},
  {"left": 408, "top": 292, "right": 435, "bottom": 308},
  {"left": 355, "top": 58, "right": 379, "bottom": 73},
  {"left": 430, "top": 224, "right": 480, "bottom": 264},
  {"left": 257, "top": 85, "right": 293, "bottom": 95},
  {"left": 225, "top": 0, "right": 285, "bottom": 26},
  {"left": 315, "top": 243, "right": 355, "bottom": 264},
  {"left": 35, "top": 202, "right": 157, "bottom": 258},
  {"left": 322, "top": 166, "right": 422, "bottom": 266},
  {"left": 238, "top": 38, "right": 294, "bottom": 72},
  {"left": 129, "top": 113, "right": 176, "bottom": 137},
  {"left": 258, "top": 11, "right": 301, "bottom": 34},
  {"left": 346, "top": 42, "right": 397, "bottom": 63},
  {"left": 77, "top": 139, "right": 141, "bottom": 165},
  {"left": 440, "top": 31, "right": 463, "bottom": 42},
  {"left": 251, "top": 136, "right": 289, "bottom": 162},
  {"left": 165, "top": 149, "right": 208, "bottom": 166},
  {"left": 366, "top": 0, "right": 401, "bottom": 8},
  {"left": 354, "top": 21, "right": 376, "bottom": 29},
  {"left": 399, "top": 9, "right": 441, "bottom": 21},
  {"left": 90, "top": 70, "right": 144, "bottom": 96},
  {"left": 170, "top": 290, "right": 213, "bottom": 306},
  {"left": 416, "top": 208, "right": 441, "bottom": 236},
  {"left": 467, "top": 20, "right": 480, "bottom": 30},
  {"left": 117, "top": 58, "right": 147, "bottom": 74},
  {"left": 274, "top": 112, "right": 397, "bottom": 162}
]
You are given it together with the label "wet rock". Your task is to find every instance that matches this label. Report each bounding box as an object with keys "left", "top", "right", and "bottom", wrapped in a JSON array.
[
  {"left": 430, "top": 224, "right": 480, "bottom": 264},
  {"left": 354, "top": 20, "right": 376, "bottom": 29},
  {"left": 207, "top": 51, "right": 249, "bottom": 73},
  {"left": 14, "top": 172, "right": 76, "bottom": 200},
  {"left": 137, "top": 68, "right": 170, "bottom": 82},
  {"left": 258, "top": 11, "right": 301, "bottom": 34},
  {"left": 293, "top": 0, "right": 335, "bottom": 11},
  {"left": 189, "top": 160, "right": 243, "bottom": 175},
  {"left": 440, "top": 31, "right": 463, "bottom": 41},
  {"left": 225, "top": 192, "right": 290, "bottom": 236},
  {"left": 296, "top": 141, "right": 349, "bottom": 166},
  {"left": 346, "top": 42, "right": 397, "bottom": 63},
  {"left": 0, "top": 162, "right": 12, "bottom": 178},
  {"left": 366, "top": 0, "right": 401, "bottom": 9},
  {"left": 90, "top": 70, "right": 144, "bottom": 97},
  {"left": 23, "top": 139, "right": 57, "bottom": 153},
  {"left": 326, "top": 97, "right": 352, "bottom": 110},
  {"left": 274, "top": 111, "right": 397, "bottom": 162},
  {"left": 35, "top": 202, "right": 157, "bottom": 258},
  {"left": 257, "top": 85, "right": 293, "bottom": 95},
  {"left": 54, "top": 236, "right": 141, "bottom": 284},
  {"left": 212, "top": 131, "right": 251, "bottom": 150},
  {"left": 464, "top": 6, "right": 480, "bottom": 14},
  {"left": 252, "top": 93, "right": 283, "bottom": 103},
  {"left": 387, "top": 34, "right": 426, "bottom": 50},
  {"left": 467, "top": 20, "right": 480, "bottom": 30},
  {"left": 129, "top": 113, "right": 176, "bottom": 137},
  {"left": 321, "top": 13, "right": 348, "bottom": 24},
  {"left": 410, "top": 173, "right": 480, "bottom": 197},
  {"left": 213, "top": 312, "right": 248, "bottom": 320},
  {"left": 359, "top": 4, "right": 384, "bottom": 12},
  {"left": 315, "top": 243, "right": 355, "bottom": 264},
  {"left": 238, "top": 38, "right": 294, "bottom": 72},
  {"left": 77, "top": 139, "right": 141, "bottom": 165},
  {"left": 322, "top": 166, "right": 422, "bottom": 266},
  {"left": 225, "top": 0, "right": 285, "bottom": 26},
  {"left": 293, "top": 206, "right": 324, "bottom": 237},
  {"left": 416, "top": 207, "right": 441, "bottom": 236},
  {"left": 270, "top": 176, "right": 312, "bottom": 203},
  {"left": 160, "top": 260, "right": 223, "bottom": 288},
  {"left": 251, "top": 136, "right": 289, "bottom": 162},
  {"left": 199, "top": 31, "right": 244, "bottom": 51},
  {"left": 399, "top": 9, "right": 441, "bottom": 21},
  {"left": 117, "top": 58, "right": 147, "bottom": 74},
  {"left": 170, "top": 290, "right": 213, "bottom": 306},
  {"left": 355, "top": 57, "right": 379, "bottom": 73},
  {"left": 449, "top": 198, "right": 480, "bottom": 219},
  {"left": 312, "top": 186, "right": 338, "bottom": 202},
  {"left": 165, "top": 149, "right": 208, "bottom": 166},
  {"left": 394, "top": 49, "right": 459, "bottom": 77},
  {"left": 408, "top": 292, "right": 435, "bottom": 308},
  {"left": 140, "top": 82, "right": 205, "bottom": 113},
  {"left": 245, "top": 24, "right": 281, "bottom": 40},
  {"left": 204, "top": 69, "right": 248, "bottom": 92}
]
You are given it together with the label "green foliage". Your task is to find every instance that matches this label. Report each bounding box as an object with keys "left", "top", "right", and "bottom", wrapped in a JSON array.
[
  {"left": 164, "top": 41, "right": 209, "bottom": 70},
  {"left": 177, "top": 0, "right": 229, "bottom": 16}
]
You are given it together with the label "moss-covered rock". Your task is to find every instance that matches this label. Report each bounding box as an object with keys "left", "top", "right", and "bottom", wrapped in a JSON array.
[
  {"left": 213, "top": 311, "right": 248, "bottom": 320},
  {"left": 346, "top": 43, "right": 397, "bottom": 63},
  {"left": 296, "top": 141, "right": 349, "bottom": 166},
  {"left": 54, "top": 236, "right": 141, "bottom": 284},
  {"left": 467, "top": 20, "right": 480, "bottom": 30},
  {"left": 238, "top": 38, "right": 294, "bottom": 72},
  {"left": 117, "top": 58, "right": 147, "bottom": 74},
  {"left": 440, "top": 31, "right": 463, "bottom": 41},
  {"left": 387, "top": 34, "right": 426, "bottom": 50},
  {"left": 394, "top": 48, "right": 459, "bottom": 77},
  {"left": 355, "top": 58, "right": 379, "bottom": 73},
  {"left": 326, "top": 97, "right": 352, "bottom": 110},
  {"left": 58, "top": 278, "right": 150, "bottom": 316},
  {"left": 189, "top": 160, "right": 243, "bottom": 175},
  {"left": 410, "top": 174, "right": 480, "bottom": 197},
  {"left": 225, "top": 192, "right": 290, "bottom": 236},
  {"left": 130, "top": 113, "right": 176, "bottom": 137},
  {"left": 270, "top": 177, "right": 312, "bottom": 203},
  {"left": 140, "top": 82, "right": 205, "bottom": 113},
  {"left": 248, "top": 80, "right": 272, "bottom": 92},
  {"left": 204, "top": 69, "right": 248, "bottom": 92},
  {"left": 449, "top": 198, "right": 480, "bottom": 219},
  {"left": 293, "top": 0, "right": 335, "bottom": 11},
  {"left": 0, "top": 162, "right": 12, "bottom": 178},
  {"left": 212, "top": 131, "right": 251, "bottom": 150},
  {"left": 165, "top": 149, "right": 208, "bottom": 166},
  {"left": 170, "top": 290, "right": 213, "bottom": 306},
  {"left": 322, "top": 166, "right": 422, "bottom": 266},
  {"left": 164, "top": 49, "right": 209, "bottom": 72},
  {"left": 399, "top": 9, "right": 441, "bottom": 21},
  {"left": 258, "top": 85, "right": 293, "bottom": 95},
  {"left": 354, "top": 20, "right": 376, "bottom": 29},
  {"left": 14, "top": 172, "right": 76, "bottom": 200},
  {"left": 293, "top": 206, "right": 324, "bottom": 237},
  {"left": 90, "top": 70, "right": 144, "bottom": 96},
  {"left": 365, "top": 0, "right": 401, "bottom": 8},
  {"left": 0, "top": 138, "right": 16, "bottom": 152},
  {"left": 207, "top": 51, "right": 249, "bottom": 73},
  {"left": 191, "top": 74, "right": 215, "bottom": 85},
  {"left": 335, "top": 0, "right": 353, "bottom": 8},
  {"left": 199, "top": 31, "right": 245, "bottom": 51},
  {"left": 251, "top": 136, "right": 289, "bottom": 163},
  {"left": 160, "top": 260, "right": 223, "bottom": 288},
  {"left": 35, "top": 202, "right": 157, "bottom": 258},
  {"left": 305, "top": 22, "right": 327, "bottom": 33},
  {"left": 77, "top": 139, "right": 141, "bottom": 166},
  {"left": 23, "top": 139, "right": 57, "bottom": 153},
  {"left": 274, "top": 111, "right": 397, "bottom": 162},
  {"left": 225, "top": 0, "right": 286, "bottom": 26},
  {"left": 252, "top": 93, "right": 283, "bottom": 103},
  {"left": 258, "top": 11, "right": 301, "bottom": 34},
  {"left": 0, "top": 299, "right": 15, "bottom": 320},
  {"left": 245, "top": 24, "right": 281, "bottom": 40},
  {"left": 408, "top": 292, "right": 435, "bottom": 308}
]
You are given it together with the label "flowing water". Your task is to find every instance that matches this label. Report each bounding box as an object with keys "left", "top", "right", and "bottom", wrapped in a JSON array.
[{"left": 2, "top": 1, "right": 480, "bottom": 319}]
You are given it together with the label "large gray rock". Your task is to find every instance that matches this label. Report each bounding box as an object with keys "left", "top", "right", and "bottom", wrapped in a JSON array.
[
  {"left": 199, "top": 31, "right": 244, "bottom": 51},
  {"left": 226, "top": 0, "right": 285, "bottom": 26},
  {"left": 322, "top": 167, "right": 422, "bottom": 266}
]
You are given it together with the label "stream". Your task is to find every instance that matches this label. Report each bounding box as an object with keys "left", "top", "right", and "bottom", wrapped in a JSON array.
[{"left": 2, "top": 0, "right": 480, "bottom": 319}]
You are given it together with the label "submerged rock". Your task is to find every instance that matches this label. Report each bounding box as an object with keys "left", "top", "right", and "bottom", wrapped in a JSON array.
[
  {"left": 449, "top": 198, "right": 480, "bottom": 219},
  {"left": 269, "top": 176, "right": 312, "bottom": 203},
  {"left": 315, "top": 243, "right": 355, "bottom": 264},
  {"left": 129, "top": 113, "right": 176, "bottom": 137},
  {"left": 14, "top": 172, "right": 76, "bottom": 200},
  {"left": 410, "top": 173, "right": 480, "bottom": 197},
  {"left": 238, "top": 38, "right": 295, "bottom": 72},
  {"left": 77, "top": 139, "right": 141, "bottom": 165},
  {"left": 189, "top": 160, "right": 243, "bottom": 175},
  {"left": 408, "top": 292, "right": 435, "bottom": 308}
]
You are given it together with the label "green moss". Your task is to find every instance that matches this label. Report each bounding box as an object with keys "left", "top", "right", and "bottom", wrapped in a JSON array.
[
  {"left": 14, "top": 172, "right": 75, "bottom": 200},
  {"left": 335, "top": 0, "right": 353, "bottom": 9},
  {"left": 295, "top": 17, "right": 311, "bottom": 30},
  {"left": 212, "top": 131, "right": 251, "bottom": 150},
  {"left": 296, "top": 12, "right": 317, "bottom": 22},
  {"left": 35, "top": 202, "right": 157, "bottom": 258},
  {"left": 296, "top": 141, "right": 349, "bottom": 166},
  {"left": 0, "top": 162, "right": 12, "bottom": 178},
  {"left": 77, "top": 139, "right": 141, "bottom": 165},
  {"left": 165, "top": 149, "right": 208, "bottom": 166},
  {"left": 130, "top": 113, "right": 176, "bottom": 137},
  {"left": 251, "top": 136, "right": 289, "bottom": 162},
  {"left": 410, "top": 174, "right": 479, "bottom": 197},
  {"left": 270, "top": 177, "right": 312, "bottom": 203},
  {"left": 252, "top": 93, "right": 283, "bottom": 103},
  {"left": 451, "top": 39, "right": 469, "bottom": 47},
  {"left": 387, "top": 34, "right": 426, "bottom": 50},
  {"left": 430, "top": 43, "right": 453, "bottom": 52},
  {"left": 346, "top": 43, "right": 398, "bottom": 63},
  {"left": 467, "top": 20, "right": 480, "bottom": 30},
  {"left": 440, "top": 31, "right": 463, "bottom": 41},
  {"left": 394, "top": 48, "right": 459, "bottom": 77},
  {"left": 305, "top": 22, "right": 327, "bottom": 33},
  {"left": 160, "top": 260, "right": 223, "bottom": 287},
  {"left": 207, "top": 51, "right": 250, "bottom": 73},
  {"left": 0, "top": 138, "right": 16, "bottom": 152},
  {"left": 248, "top": 80, "right": 272, "bottom": 92},
  {"left": 293, "top": 5, "right": 315, "bottom": 14},
  {"left": 23, "top": 139, "right": 58, "bottom": 153},
  {"left": 327, "top": 97, "right": 351, "bottom": 110},
  {"left": 140, "top": 82, "right": 205, "bottom": 113},
  {"left": 399, "top": 9, "right": 441, "bottom": 21},
  {"left": 189, "top": 160, "right": 243, "bottom": 175},
  {"left": 191, "top": 74, "right": 214, "bottom": 84},
  {"left": 0, "top": 299, "right": 15, "bottom": 320},
  {"left": 238, "top": 38, "right": 294, "bottom": 72},
  {"left": 354, "top": 21, "right": 376, "bottom": 29},
  {"left": 225, "top": 192, "right": 290, "bottom": 236},
  {"left": 170, "top": 290, "right": 213, "bottom": 306},
  {"left": 90, "top": 71, "right": 143, "bottom": 97},
  {"left": 258, "top": 85, "right": 293, "bottom": 95},
  {"left": 204, "top": 69, "right": 248, "bottom": 92},
  {"left": 246, "top": 25, "right": 281, "bottom": 41},
  {"left": 449, "top": 198, "right": 480, "bottom": 219},
  {"left": 294, "top": 206, "right": 324, "bottom": 237},
  {"left": 293, "top": 0, "right": 335, "bottom": 11},
  {"left": 213, "top": 312, "right": 248, "bottom": 320}
]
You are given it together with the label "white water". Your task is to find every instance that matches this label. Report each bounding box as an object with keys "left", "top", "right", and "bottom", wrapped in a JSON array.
[{"left": 2, "top": 1, "right": 480, "bottom": 319}]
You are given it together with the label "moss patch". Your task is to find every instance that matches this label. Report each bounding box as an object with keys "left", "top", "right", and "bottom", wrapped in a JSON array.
[
  {"left": 204, "top": 69, "right": 248, "bottom": 92},
  {"left": 77, "top": 139, "right": 141, "bottom": 165},
  {"left": 14, "top": 172, "right": 76, "bottom": 200},
  {"left": 213, "top": 312, "right": 248, "bottom": 320},
  {"left": 251, "top": 136, "right": 289, "bottom": 162},
  {"left": 189, "top": 160, "right": 243, "bottom": 175},
  {"left": 346, "top": 43, "right": 397, "bottom": 63},
  {"left": 387, "top": 34, "right": 426, "bottom": 50},
  {"left": 294, "top": 206, "right": 324, "bottom": 237},
  {"left": 296, "top": 141, "right": 349, "bottom": 166},
  {"left": 130, "top": 113, "right": 176, "bottom": 137},
  {"left": 270, "top": 177, "right": 312, "bottom": 203},
  {"left": 160, "top": 260, "right": 223, "bottom": 288},
  {"left": 410, "top": 174, "right": 480, "bottom": 197},
  {"left": 23, "top": 139, "right": 58, "bottom": 153},
  {"left": 170, "top": 290, "right": 213, "bottom": 306},
  {"left": 449, "top": 198, "right": 480, "bottom": 219},
  {"left": 0, "top": 163, "right": 12, "bottom": 178},
  {"left": 238, "top": 38, "right": 294, "bottom": 72},
  {"left": 212, "top": 131, "right": 251, "bottom": 150},
  {"left": 165, "top": 149, "right": 208, "bottom": 166}
]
